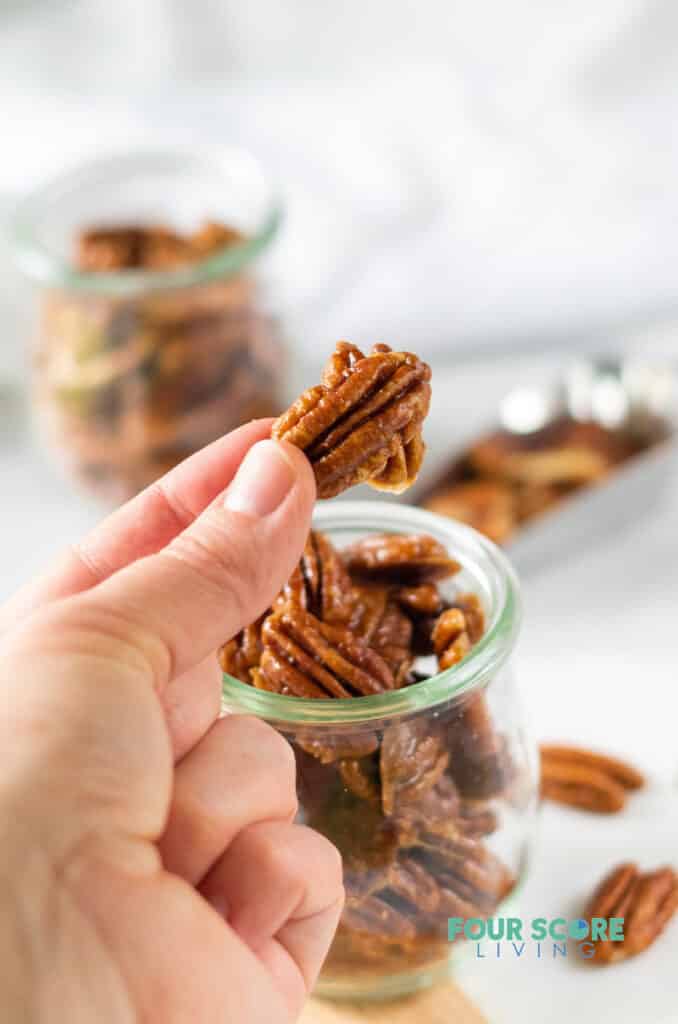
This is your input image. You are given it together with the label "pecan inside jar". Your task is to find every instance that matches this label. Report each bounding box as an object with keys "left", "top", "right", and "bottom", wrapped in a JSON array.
[
  {"left": 218, "top": 524, "right": 523, "bottom": 988},
  {"left": 272, "top": 341, "right": 432, "bottom": 499}
]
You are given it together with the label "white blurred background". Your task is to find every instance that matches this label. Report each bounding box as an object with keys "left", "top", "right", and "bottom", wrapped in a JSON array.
[{"left": 4, "top": 0, "right": 678, "bottom": 374}]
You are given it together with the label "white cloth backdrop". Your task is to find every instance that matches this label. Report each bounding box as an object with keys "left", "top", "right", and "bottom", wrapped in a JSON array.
[
  {"left": 1, "top": 5, "right": 678, "bottom": 1021},
  {"left": 3, "top": 0, "right": 678, "bottom": 366}
]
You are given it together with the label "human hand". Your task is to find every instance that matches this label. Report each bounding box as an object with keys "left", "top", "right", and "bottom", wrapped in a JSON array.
[{"left": 0, "top": 421, "right": 343, "bottom": 1023}]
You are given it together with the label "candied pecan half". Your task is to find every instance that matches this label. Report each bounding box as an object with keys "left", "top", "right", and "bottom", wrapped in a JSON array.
[
  {"left": 380, "top": 721, "right": 449, "bottom": 817},
  {"left": 218, "top": 616, "right": 265, "bottom": 683},
  {"left": 255, "top": 605, "right": 396, "bottom": 698},
  {"left": 344, "top": 533, "right": 460, "bottom": 584},
  {"left": 276, "top": 530, "right": 357, "bottom": 626},
  {"left": 342, "top": 894, "right": 418, "bottom": 944},
  {"left": 350, "top": 584, "right": 414, "bottom": 685},
  {"left": 446, "top": 694, "right": 508, "bottom": 799},
  {"left": 432, "top": 607, "right": 471, "bottom": 669},
  {"left": 272, "top": 341, "right": 431, "bottom": 498},
  {"left": 412, "top": 835, "right": 515, "bottom": 917},
  {"left": 393, "top": 583, "right": 444, "bottom": 656},
  {"left": 540, "top": 744, "right": 644, "bottom": 814},
  {"left": 296, "top": 732, "right": 379, "bottom": 765},
  {"left": 432, "top": 592, "right": 485, "bottom": 670},
  {"left": 584, "top": 863, "right": 678, "bottom": 964},
  {"left": 457, "top": 800, "right": 500, "bottom": 839},
  {"left": 338, "top": 756, "right": 381, "bottom": 804},
  {"left": 393, "top": 776, "right": 461, "bottom": 847},
  {"left": 424, "top": 480, "right": 517, "bottom": 545}
]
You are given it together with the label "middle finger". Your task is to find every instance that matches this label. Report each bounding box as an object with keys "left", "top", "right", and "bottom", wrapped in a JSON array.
[{"left": 158, "top": 714, "right": 298, "bottom": 884}]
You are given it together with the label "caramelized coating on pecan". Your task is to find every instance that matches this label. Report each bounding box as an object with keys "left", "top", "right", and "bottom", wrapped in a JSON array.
[
  {"left": 380, "top": 721, "right": 449, "bottom": 817},
  {"left": 218, "top": 616, "right": 265, "bottom": 683},
  {"left": 393, "top": 583, "right": 445, "bottom": 656},
  {"left": 272, "top": 341, "right": 431, "bottom": 498},
  {"left": 446, "top": 694, "right": 508, "bottom": 799},
  {"left": 344, "top": 533, "right": 460, "bottom": 584},
  {"left": 432, "top": 608, "right": 471, "bottom": 669},
  {"left": 350, "top": 584, "right": 414, "bottom": 685},
  {"left": 540, "top": 744, "right": 644, "bottom": 814},
  {"left": 296, "top": 732, "right": 379, "bottom": 764},
  {"left": 255, "top": 605, "right": 396, "bottom": 698},
  {"left": 431, "top": 592, "right": 484, "bottom": 670},
  {"left": 392, "top": 777, "right": 462, "bottom": 848},
  {"left": 584, "top": 863, "right": 678, "bottom": 964},
  {"left": 424, "top": 480, "right": 517, "bottom": 545},
  {"left": 394, "top": 582, "right": 443, "bottom": 618},
  {"left": 411, "top": 837, "right": 515, "bottom": 917},
  {"left": 339, "top": 756, "right": 381, "bottom": 804},
  {"left": 276, "top": 530, "right": 357, "bottom": 626}
]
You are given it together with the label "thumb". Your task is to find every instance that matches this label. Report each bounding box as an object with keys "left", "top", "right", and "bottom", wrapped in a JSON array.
[{"left": 26, "top": 439, "right": 316, "bottom": 693}]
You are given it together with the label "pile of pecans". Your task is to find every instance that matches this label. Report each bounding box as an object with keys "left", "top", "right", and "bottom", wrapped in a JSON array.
[
  {"left": 220, "top": 527, "right": 515, "bottom": 975},
  {"left": 421, "top": 417, "right": 646, "bottom": 545},
  {"left": 35, "top": 220, "right": 282, "bottom": 501}
]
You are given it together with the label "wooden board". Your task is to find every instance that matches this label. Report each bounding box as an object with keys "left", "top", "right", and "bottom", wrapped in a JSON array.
[{"left": 301, "top": 983, "right": 486, "bottom": 1024}]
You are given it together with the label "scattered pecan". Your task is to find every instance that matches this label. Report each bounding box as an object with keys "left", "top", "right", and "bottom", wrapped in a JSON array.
[
  {"left": 276, "top": 530, "right": 356, "bottom": 626},
  {"left": 424, "top": 480, "right": 517, "bottom": 545},
  {"left": 272, "top": 341, "right": 431, "bottom": 498},
  {"left": 344, "top": 533, "right": 460, "bottom": 584},
  {"left": 540, "top": 744, "right": 645, "bottom": 813},
  {"left": 255, "top": 605, "right": 396, "bottom": 698},
  {"left": 584, "top": 863, "right": 678, "bottom": 964},
  {"left": 380, "top": 721, "right": 449, "bottom": 816}
]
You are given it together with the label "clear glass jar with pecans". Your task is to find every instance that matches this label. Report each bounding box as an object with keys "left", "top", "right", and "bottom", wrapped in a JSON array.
[
  {"left": 221, "top": 502, "right": 538, "bottom": 1000},
  {"left": 11, "top": 149, "right": 285, "bottom": 503}
]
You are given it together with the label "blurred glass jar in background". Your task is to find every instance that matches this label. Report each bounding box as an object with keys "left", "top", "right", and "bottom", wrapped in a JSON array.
[
  {"left": 222, "top": 503, "right": 539, "bottom": 1000},
  {"left": 11, "top": 149, "right": 285, "bottom": 502}
]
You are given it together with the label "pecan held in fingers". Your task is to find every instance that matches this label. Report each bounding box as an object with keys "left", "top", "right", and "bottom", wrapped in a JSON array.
[
  {"left": 272, "top": 341, "right": 432, "bottom": 498},
  {"left": 540, "top": 744, "right": 644, "bottom": 813},
  {"left": 584, "top": 863, "right": 678, "bottom": 964}
]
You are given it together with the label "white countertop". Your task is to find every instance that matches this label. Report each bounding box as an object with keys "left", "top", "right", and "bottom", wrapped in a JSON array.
[{"left": 1, "top": 355, "right": 677, "bottom": 1021}]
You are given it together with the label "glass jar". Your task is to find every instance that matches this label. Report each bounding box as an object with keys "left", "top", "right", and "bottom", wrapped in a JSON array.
[
  {"left": 11, "top": 149, "right": 285, "bottom": 503},
  {"left": 222, "top": 502, "right": 538, "bottom": 1001}
]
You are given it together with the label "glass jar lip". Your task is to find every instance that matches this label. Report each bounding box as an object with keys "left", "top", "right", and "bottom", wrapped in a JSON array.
[
  {"left": 9, "top": 146, "right": 283, "bottom": 296},
  {"left": 221, "top": 501, "right": 522, "bottom": 724}
]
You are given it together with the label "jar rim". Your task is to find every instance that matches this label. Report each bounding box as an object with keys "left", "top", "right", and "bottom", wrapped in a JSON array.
[
  {"left": 221, "top": 501, "right": 522, "bottom": 724},
  {"left": 9, "top": 146, "right": 283, "bottom": 296}
]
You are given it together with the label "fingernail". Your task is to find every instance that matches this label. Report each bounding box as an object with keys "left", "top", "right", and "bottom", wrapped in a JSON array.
[{"left": 223, "top": 441, "right": 296, "bottom": 517}]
